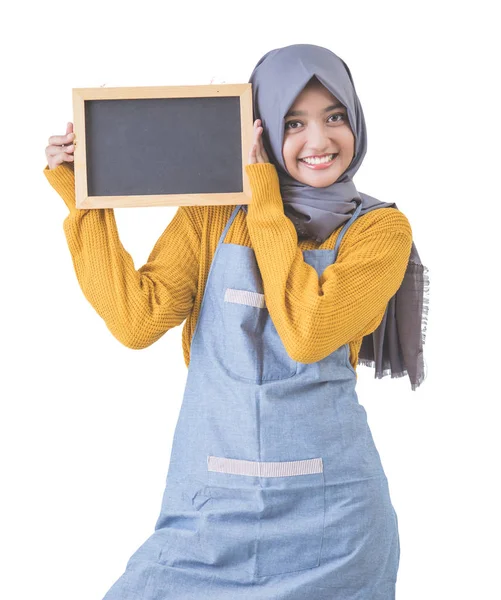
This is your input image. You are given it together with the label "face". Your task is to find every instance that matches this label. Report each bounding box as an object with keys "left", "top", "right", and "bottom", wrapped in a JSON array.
[{"left": 282, "top": 80, "right": 355, "bottom": 187}]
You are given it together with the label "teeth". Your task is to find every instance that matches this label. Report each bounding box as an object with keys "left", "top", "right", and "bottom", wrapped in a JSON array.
[{"left": 301, "top": 154, "right": 337, "bottom": 165}]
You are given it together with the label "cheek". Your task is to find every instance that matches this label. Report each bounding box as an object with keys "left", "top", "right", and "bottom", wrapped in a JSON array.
[{"left": 282, "top": 141, "right": 299, "bottom": 170}]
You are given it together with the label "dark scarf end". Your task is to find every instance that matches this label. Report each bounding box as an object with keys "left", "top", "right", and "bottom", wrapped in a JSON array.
[
  {"left": 357, "top": 356, "right": 428, "bottom": 392},
  {"left": 420, "top": 264, "right": 430, "bottom": 348}
]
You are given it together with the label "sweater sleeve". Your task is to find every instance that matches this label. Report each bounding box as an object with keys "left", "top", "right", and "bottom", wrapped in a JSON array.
[
  {"left": 244, "top": 162, "right": 413, "bottom": 364},
  {"left": 43, "top": 162, "right": 202, "bottom": 349}
]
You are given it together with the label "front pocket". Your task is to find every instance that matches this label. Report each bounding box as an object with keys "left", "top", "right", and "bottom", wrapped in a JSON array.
[
  {"left": 222, "top": 287, "right": 298, "bottom": 383},
  {"left": 203, "top": 455, "right": 326, "bottom": 578}
]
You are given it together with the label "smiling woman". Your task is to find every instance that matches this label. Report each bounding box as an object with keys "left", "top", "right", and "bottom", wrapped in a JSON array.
[{"left": 43, "top": 41, "right": 427, "bottom": 600}]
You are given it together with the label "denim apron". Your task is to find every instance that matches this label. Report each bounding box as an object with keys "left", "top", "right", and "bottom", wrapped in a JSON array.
[{"left": 102, "top": 203, "right": 400, "bottom": 600}]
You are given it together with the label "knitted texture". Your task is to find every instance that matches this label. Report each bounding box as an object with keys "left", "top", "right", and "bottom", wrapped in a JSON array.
[{"left": 43, "top": 162, "right": 413, "bottom": 373}]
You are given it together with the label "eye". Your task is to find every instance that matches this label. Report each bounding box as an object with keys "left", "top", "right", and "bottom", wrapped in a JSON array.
[
  {"left": 284, "top": 120, "right": 301, "bottom": 130},
  {"left": 328, "top": 112, "right": 346, "bottom": 123}
]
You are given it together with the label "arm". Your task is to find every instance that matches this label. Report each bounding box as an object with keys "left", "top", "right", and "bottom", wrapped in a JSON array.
[
  {"left": 244, "top": 162, "right": 413, "bottom": 363},
  {"left": 43, "top": 163, "right": 202, "bottom": 349}
]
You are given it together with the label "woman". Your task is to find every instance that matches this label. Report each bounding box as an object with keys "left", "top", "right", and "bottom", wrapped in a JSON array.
[{"left": 44, "top": 43, "right": 427, "bottom": 599}]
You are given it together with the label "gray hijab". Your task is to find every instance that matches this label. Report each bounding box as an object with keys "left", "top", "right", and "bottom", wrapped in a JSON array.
[{"left": 243, "top": 43, "right": 429, "bottom": 390}]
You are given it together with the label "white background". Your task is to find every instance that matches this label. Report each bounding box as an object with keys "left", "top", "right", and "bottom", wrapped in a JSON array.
[{"left": 1, "top": 0, "right": 499, "bottom": 598}]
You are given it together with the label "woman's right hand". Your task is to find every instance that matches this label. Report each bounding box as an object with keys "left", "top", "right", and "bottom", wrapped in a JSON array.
[{"left": 45, "top": 122, "right": 76, "bottom": 170}]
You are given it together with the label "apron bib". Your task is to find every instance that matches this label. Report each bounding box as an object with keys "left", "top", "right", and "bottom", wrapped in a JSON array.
[{"left": 103, "top": 203, "right": 401, "bottom": 599}]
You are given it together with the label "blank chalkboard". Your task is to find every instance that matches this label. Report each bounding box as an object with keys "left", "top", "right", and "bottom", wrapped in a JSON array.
[{"left": 72, "top": 84, "right": 254, "bottom": 209}]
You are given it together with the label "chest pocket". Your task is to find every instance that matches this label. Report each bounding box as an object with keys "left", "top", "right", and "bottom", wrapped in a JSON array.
[{"left": 221, "top": 246, "right": 298, "bottom": 383}]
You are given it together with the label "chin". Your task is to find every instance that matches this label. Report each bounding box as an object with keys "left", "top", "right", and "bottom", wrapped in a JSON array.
[
  {"left": 300, "top": 174, "right": 340, "bottom": 187},
  {"left": 310, "top": 180, "right": 338, "bottom": 188}
]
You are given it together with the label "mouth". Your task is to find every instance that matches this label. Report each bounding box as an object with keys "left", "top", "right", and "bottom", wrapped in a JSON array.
[{"left": 299, "top": 153, "right": 338, "bottom": 170}]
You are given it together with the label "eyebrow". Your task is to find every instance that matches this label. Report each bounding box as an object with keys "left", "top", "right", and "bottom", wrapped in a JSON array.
[{"left": 285, "top": 102, "right": 346, "bottom": 118}]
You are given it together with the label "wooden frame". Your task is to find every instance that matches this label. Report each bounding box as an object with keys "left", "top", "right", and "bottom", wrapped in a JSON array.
[{"left": 72, "top": 84, "right": 254, "bottom": 209}]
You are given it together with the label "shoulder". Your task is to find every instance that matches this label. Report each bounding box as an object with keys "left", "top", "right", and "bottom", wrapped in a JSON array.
[
  {"left": 335, "top": 207, "right": 413, "bottom": 269},
  {"left": 348, "top": 207, "right": 412, "bottom": 240},
  {"left": 173, "top": 204, "right": 206, "bottom": 238}
]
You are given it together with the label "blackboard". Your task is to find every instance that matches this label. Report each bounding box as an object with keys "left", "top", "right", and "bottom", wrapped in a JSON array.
[{"left": 72, "top": 84, "right": 253, "bottom": 209}]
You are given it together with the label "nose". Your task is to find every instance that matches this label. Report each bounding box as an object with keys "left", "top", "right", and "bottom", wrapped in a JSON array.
[{"left": 305, "top": 122, "right": 333, "bottom": 154}]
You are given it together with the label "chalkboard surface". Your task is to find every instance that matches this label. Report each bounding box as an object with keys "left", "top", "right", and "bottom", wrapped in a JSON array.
[{"left": 72, "top": 84, "right": 253, "bottom": 209}]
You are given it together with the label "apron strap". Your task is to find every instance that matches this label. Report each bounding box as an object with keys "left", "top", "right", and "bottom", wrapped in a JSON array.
[
  {"left": 218, "top": 204, "right": 243, "bottom": 247},
  {"left": 332, "top": 199, "right": 363, "bottom": 262}
]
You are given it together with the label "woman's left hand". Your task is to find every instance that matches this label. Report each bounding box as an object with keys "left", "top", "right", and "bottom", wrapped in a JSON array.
[{"left": 248, "top": 119, "right": 270, "bottom": 164}]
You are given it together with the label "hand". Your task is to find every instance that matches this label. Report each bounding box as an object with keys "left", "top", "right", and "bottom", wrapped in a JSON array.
[
  {"left": 248, "top": 119, "right": 270, "bottom": 164},
  {"left": 45, "top": 122, "right": 76, "bottom": 170}
]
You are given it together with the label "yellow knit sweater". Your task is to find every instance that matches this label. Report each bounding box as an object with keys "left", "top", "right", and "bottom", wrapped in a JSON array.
[{"left": 43, "top": 162, "right": 413, "bottom": 374}]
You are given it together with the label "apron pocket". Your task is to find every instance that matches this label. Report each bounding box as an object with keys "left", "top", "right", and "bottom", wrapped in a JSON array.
[
  {"left": 255, "top": 473, "right": 325, "bottom": 577},
  {"left": 205, "top": 455, "right": 325, "bottom": 578},
  {"left": 223, "top": 287, "right": 297, "bottom": 383}
]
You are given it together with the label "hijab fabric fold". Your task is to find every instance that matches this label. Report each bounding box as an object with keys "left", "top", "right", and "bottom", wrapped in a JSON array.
[{"left": 243, "top": 43, "right": 429, "bottom": 390}]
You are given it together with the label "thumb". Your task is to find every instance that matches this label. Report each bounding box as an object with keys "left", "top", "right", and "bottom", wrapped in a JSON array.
[{"left": 66, "top": 122, "right": 73, "bottom": 134}]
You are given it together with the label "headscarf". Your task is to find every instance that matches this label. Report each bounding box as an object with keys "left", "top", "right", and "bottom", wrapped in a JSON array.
[{"left": 243, "top": 43, "right": 429, "bottom": 390}]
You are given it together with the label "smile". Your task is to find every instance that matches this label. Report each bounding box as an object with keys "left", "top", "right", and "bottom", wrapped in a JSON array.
[{"left": 299, "top": 154, "right": 338, "bottom": 169}]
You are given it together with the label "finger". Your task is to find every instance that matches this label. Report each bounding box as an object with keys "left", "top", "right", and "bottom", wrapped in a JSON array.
[
  {"left": 250, "top": 134, "right": 263, "bottom": 163},
  {"left": 254, "top": 142, "right": 263, "bottom": 162},
  {"left": 253, "top": 125, "right": 263, "bottom": 151},
  {"left": 259, "top": 142, "right": 269, "bottom": 162},
  {"left": 249, "top": 121, "right": 264, "bottom": 163},
  {"left": 256, "top": 128, "right": 267, "bottom": 162},
  {"left": 252, "top": 122, "right": 260, "bottom": 143},
  {"left": 259, "top": 136, "right": 270, "bottom": 162},
  {"left": 46, "top": 143, "right": 74, "bottom": 158},
  {"left": 48, "top": 132, "right": 75, "bottom": 146},
  {"left": 48, "top": 122, "right": 75, "bottom": 147},
  {"left": 248, "top": 143, "right": 257, "bottom": 164},
  {"left": 60, "top": 144, "right": 75, "bottom": 155}
]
